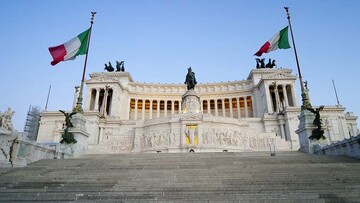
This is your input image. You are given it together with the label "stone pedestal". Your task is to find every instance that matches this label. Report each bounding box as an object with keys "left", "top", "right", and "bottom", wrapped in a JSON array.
[
  {"left": 296, "top": 110, "right": 327, "bottom": 154},
  {"left": 59, "top": 114, "right": 89, "bottom": 158},
  {"left": 180, "top": 90, "right": 203, "bottom": 151},
  {"left": 181, "top": 90, "right": 201, "bottom": 114}
]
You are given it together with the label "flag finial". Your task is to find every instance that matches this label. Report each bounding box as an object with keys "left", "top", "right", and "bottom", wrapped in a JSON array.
[
  {"left": 91, "top": 12, "right": 97, "bottom": 24},
  {"left": 284, "top": 7, "right": 290, "bottom": 20}
]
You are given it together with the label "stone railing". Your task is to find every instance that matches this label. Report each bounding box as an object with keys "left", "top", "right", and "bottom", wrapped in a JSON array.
[
  {"left": 15, "top": 139, "right": 58, "bottom": 166},
  {"left": 314, "top": 134, "right": 360, "bottom": 159}
]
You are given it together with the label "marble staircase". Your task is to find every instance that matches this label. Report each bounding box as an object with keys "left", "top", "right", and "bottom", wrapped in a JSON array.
[{"left": 1, "top": 151, "right": 360, "bottom": 202}]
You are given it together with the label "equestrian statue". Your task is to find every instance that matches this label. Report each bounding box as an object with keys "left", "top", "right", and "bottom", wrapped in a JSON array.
[{"left": 184, "top": 67, "right": 197, "bottom": 90}]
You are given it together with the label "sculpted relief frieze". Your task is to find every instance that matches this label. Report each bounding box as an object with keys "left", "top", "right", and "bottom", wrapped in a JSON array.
[
  {"left": 142, "top": 129, "right": 180, "bottom": 149},
  {"left": 202, "top": 128, "right": 275, "bottom": 150},
  {"left": 139, "top": 127, "right": 277, "bottom": 151},
  {"left": 105, "top": 135, "right": 133, "bottom": 152}
]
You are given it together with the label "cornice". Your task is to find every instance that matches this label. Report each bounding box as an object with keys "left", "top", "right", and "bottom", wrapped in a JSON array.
[
  {"left": 88, "top": 71, "right": 133, "bottom": 81},
  {"left": 247, "top": 68, "right": 293, "bottom": 79}
]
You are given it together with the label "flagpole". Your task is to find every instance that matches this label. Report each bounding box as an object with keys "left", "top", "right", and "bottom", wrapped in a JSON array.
[
  {"left": 284, "top": 7, "right": 311, "bottom": 110},
  {"left": 332, "top": 79, "right": 340, "bottom": 106},
  {"left": 73, "top": 11, "right": 97, "bottom": 113},
  {"left": 45, "top": 85, "right": 51, "bottom": 111}
]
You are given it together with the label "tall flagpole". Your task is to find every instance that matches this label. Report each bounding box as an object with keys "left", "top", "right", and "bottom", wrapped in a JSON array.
[
  {"left": 332, "top": 79, "right": 340, "bottom": 106},
  {"left": 73, "top": 11, "right": 97, "bottom": 113},
  {"left": 284, "top": 7, "right": 311, "bottom": 110},
  {"left": 45, "top": 85, "right": 51, "bottom": 111}
]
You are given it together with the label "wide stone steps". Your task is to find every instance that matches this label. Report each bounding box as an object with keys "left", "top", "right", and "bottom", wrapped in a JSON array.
[{"left": 1, "top": 151, "right": 360, "bottom": 202}]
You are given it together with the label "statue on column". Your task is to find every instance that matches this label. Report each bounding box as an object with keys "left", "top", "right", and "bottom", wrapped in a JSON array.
[{"left": 184, "top": 67, "right": 197, "bottom": 90}]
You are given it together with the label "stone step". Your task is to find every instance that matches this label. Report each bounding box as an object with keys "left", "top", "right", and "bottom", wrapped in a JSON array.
[
  {"left": 1, "top": 152, "right": 360, "bottom": 202},
  {"left": 2, "top": 190, "right": 359, "bottom": 202}
]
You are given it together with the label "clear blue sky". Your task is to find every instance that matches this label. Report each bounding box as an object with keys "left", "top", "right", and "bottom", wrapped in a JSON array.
[{"left": 1, "top": 1, "right": 359, "bottom": 131}]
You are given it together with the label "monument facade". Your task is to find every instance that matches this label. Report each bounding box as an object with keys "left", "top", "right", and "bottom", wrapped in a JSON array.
[{"left": 36, "top": 67, "right": 359, "bottom": 154}]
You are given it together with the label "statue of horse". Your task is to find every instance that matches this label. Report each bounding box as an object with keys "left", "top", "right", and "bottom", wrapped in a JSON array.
[
  {"left": 256, "top": 58, "right": 265, "bottom": 69},
  {"left": 116, "top": 61, "right": 125, "bottom": 72},
  {"left": 104, "top": 62, "right": 114, "bottom": 72},
  {"left": 265, "top": 58, "right": 276, "bottom": 68},
  {"left": 184, "top": 67, "right": 197, "bottom": 90}
]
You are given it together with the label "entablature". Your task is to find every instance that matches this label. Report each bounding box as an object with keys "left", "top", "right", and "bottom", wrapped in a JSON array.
[{"left": 128, "top": 80, "right": 253, "bottom": 96}]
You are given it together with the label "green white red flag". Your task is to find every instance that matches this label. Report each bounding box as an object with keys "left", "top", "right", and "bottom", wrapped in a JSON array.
[
  {"left": 254, "top": 26, "right": 291, "bottom": 56},
  {"left": 48, "top": 28, "right": 90, "bottom": 66}
]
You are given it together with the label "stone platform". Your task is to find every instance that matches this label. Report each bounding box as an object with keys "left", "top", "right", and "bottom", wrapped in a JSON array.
[{"left": 1, "top": 152, "right": 360, "bottom": 202}]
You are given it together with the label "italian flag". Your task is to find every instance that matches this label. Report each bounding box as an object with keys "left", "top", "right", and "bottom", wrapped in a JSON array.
[
  {"left": 254, "top": 26, "right": 291, "bottom": 57},
  {"left": 48, "top": 28, "right": 90, "bottom": 66}
]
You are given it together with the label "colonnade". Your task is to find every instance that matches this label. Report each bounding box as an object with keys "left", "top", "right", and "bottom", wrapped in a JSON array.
[
  {"left": 88, "top": 87, "right": 113, "bottom": 116},
  {"left": 129, "top": 96, "right": 253, "bottom": 120},
  {"left": 267, "top": 83, "right": 296, "bottom": 113}
]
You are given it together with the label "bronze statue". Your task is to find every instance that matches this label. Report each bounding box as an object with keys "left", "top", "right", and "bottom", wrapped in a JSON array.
[
  {"left": 116, "top": 61, "right": 125, "bottom": 72},
  {"left": 257, "top": 58, "right": 276, "bottom": 69},
  {"left": 304, "top": 81, "right": 308, "bottom": 89},
  {"left": 307, "top": 105, "right": 325, "bottom": 140},
  {"left": 184, "top": 67, "right": 197, "bottom": 90},
  {"left": 256, "top": 58, "right": 265, "bottom": 69},
  {"left": 59, "top": 110, "right": 77, "bottom": 144},
  {"left": 104, "top": 62, "right": 114, "bottom": 72},
  {"left": 59, "top": 110, "right": 77, "bottom": 128},
  {"left": 265, "top": 59, "right": 276, "bottom": 68}
]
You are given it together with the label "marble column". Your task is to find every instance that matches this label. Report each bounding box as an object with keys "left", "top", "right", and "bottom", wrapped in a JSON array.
[
  {"left": 229, "top": 98, "right": 233, "bottom": 118},
  {"left": 222, "top": 98, "right": 226, "bottom": 117},
  {"left": 207, "top": 99, "right": 211, "bottom": 114},
  {"left": 282, "top": 85, "right": 289, "bottom": 107},
  {"left": 291, "top": 85, "right": 297, "bottom": 106},
  {"left": 101, "top": 87, "right": 109, "bottom": 116},
  {"left": 244, "top": 97, "right": 249, "bottom": 118},
  {"left": 142, "top": 99, "right": 145, "bottom": 120},
  {"left": 94, "top": 88, "right": 100, "bottom": 111},
  {"left": 134, "top": 99, "right": 138, "bottom": 120},
  {"left": 149, "top": 100, "right": 153, "bottom": 119},
  {"left": 157, "top": 100, "right": 160, "bottom": 118},
  {"left": 265, "top": 84, "right": 273, "bottom": 113},
  {"left": 274, "top": 84, "right": 280, "bottom": 113},
  {"left": 215, "top": 100, "right": 218, "bottom": 116},
  {"left": 236, "top": 97, "right": 241, "bottom": 119}
]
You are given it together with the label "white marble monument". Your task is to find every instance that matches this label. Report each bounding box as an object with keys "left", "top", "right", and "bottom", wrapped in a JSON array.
[{"left": 34, "top": 67, "right": 359, "bottom": 154}]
